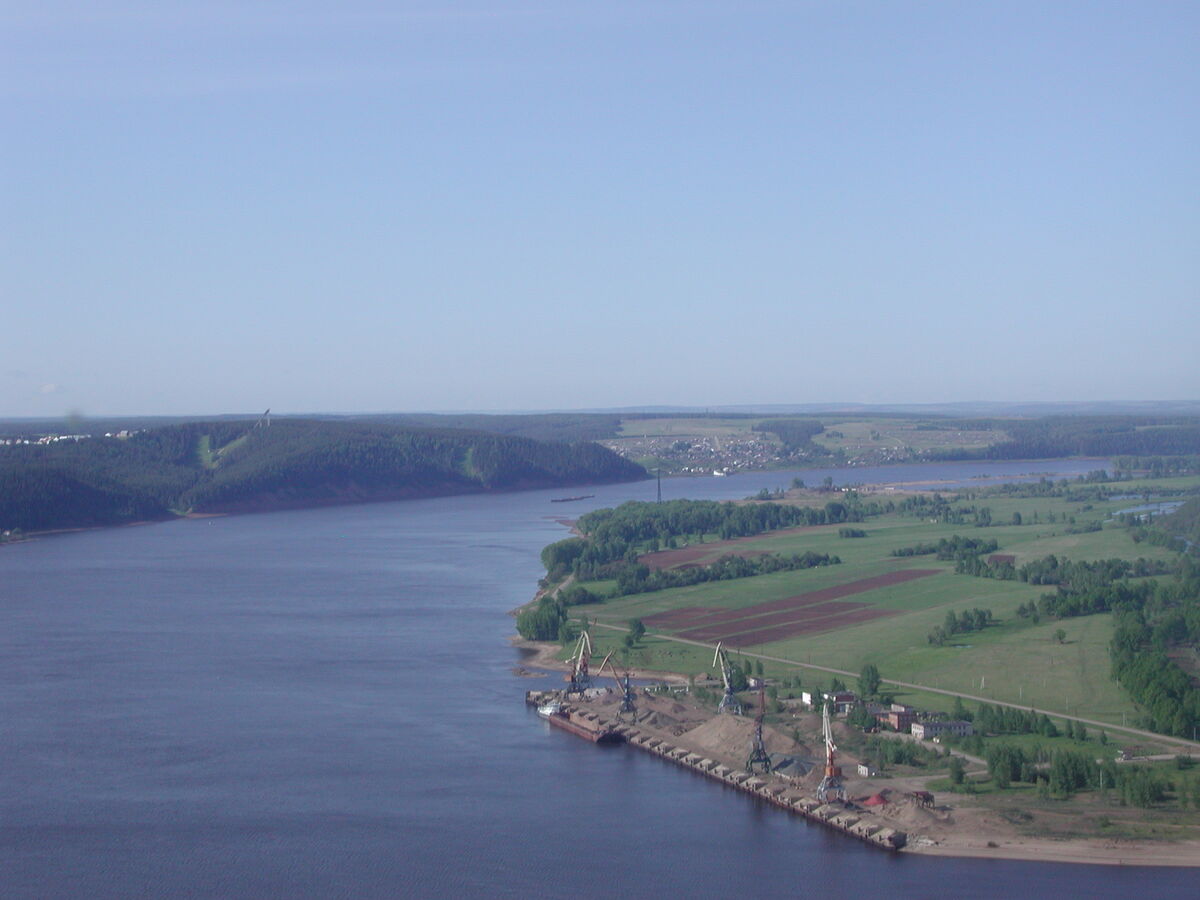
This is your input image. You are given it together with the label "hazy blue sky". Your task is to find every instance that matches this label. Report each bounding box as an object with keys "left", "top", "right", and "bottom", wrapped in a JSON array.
[{"left": 3, "top": 1, "right": 1197, "bottom": 416}]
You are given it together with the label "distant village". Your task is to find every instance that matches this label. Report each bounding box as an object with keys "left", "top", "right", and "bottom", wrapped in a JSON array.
[
  {"left": 601, "top": 432, "right": 933, "bottom": 474},
  {"left": 601, "top": 434, "right": 816, "bottom": 475},
  {"left": 0, "top": 430, "right": 137, "bottom": 447}
]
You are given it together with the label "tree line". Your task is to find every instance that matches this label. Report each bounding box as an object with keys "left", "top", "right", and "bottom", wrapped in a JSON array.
[
  {"left": 926, "top": 415, "right": 1200, "bottom": 462},
  {"left": 0, "top": 419, "right": 646, "bottom": 531},
  {"left": 610, "top": 551, "right": 840, "bottom": 598}
]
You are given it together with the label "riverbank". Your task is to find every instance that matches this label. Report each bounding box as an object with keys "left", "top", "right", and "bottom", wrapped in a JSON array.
[
  {"left": 510, "top": 637, "right": 691, "bottom": 684},
  {"left": 525, "top": 682, "right": 1200, "bottom": 867},
  {"left": 907, "top": 833, "right": 1200, "bottom": 867}
]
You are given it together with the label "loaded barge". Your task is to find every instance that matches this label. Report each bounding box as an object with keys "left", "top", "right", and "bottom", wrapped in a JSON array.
[
  {"left": 540, "top": 701, "right": 627, "bottom": 744},
  {"left": 526, "top": 689, "right": 906, "bottom": 852}
]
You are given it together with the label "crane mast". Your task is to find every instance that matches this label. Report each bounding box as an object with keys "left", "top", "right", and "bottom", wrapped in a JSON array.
[
  {"left": 712, "top": 642, "right": 742, "bottom": 715},
  {"left": 565, "top": 627, "right": 593, "bottom": 695},
  {"left": 598, "top": 652, "right": 638, "bottom": 721},
  {"left": 746, "top": 680, "right": 772, "bottom": 773},
  {"left": 815, "top": 697, "right": 845, "bottom": 804}
]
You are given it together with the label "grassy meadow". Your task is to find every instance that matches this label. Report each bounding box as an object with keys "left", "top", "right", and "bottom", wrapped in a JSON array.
[{"left": 564, "top": 475, "right": 1196, "bottom": 728}]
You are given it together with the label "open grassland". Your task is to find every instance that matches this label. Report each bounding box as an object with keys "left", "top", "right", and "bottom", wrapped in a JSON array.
[
  {"left": 616, "top": 418, "right": 765, "bottom": 439},
  {"left": 812, "top": 418, "right": 1003, "bottom": 454}
]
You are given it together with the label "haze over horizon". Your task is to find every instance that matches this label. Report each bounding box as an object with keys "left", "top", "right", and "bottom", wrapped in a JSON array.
[{"left": 4, "top": 2, "right": 1198, "bottom": 417}]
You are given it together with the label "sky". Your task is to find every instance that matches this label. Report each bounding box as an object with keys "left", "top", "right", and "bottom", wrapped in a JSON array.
[{"left": 2, "top": 1, "right": 1197, "bottom": 417}]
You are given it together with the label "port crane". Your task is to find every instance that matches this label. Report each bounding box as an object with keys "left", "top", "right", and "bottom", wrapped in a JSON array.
[
  {"left": 598, "top": 652, "right": 638, "bottom": 721},
  {"left": 746, "top": 680, "right": 772, "bottom": 774},
  {"left": 815, "top": 697, "right": 845, "bottom": 804},
  {"left": 565, "top": 627, "right": 593, "bottom": 695},
  {"left": 712, "top": 642, "right": 742, "bottom": 715}
]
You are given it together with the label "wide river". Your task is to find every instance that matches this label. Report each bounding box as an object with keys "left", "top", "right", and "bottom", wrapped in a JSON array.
[{"left": 2, "top": 459, "right": 1193, "bottom": 897}]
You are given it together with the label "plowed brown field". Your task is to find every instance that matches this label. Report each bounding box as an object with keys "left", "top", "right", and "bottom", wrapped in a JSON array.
[{"left": 647, "top": 568, "right": 940, "bottom": 646}]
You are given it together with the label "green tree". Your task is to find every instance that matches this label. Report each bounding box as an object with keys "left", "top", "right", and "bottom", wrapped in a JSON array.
[
  {"left": 949, "top": 755, "right": 965, "bottom": 786},
  {"left": 952, "top": 696, "right": 970, "bottom": 721},
  {"left": 859, "top": 663, "right": 882, "bottom": 698},
  {"left": 628, "top": 618, "right": 646, "bottom": 644},
  {"left": 1054, "top": 628, "right": 1066, "bottom": 644}
]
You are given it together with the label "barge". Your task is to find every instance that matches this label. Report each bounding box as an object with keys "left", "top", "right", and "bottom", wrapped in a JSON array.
[{"left": 545, "top": 706, "right": 627, "bottom": 743}]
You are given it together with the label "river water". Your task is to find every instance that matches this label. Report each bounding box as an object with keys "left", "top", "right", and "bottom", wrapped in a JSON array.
[{"left": 1, "top": 459, "right": 1193, "bottom": 897}]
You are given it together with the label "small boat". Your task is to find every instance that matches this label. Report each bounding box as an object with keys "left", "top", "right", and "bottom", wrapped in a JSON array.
[{"left": 537, "top": 701, "right": 563, "bottom": 718}]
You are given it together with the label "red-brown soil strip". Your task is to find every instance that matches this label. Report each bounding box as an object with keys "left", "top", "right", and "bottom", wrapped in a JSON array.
[
  {"left": 718, "top": 608, "right": 899, "bottom": 646},
  {"left": 676, "top": 601, "right": 870, "bottom": 642},
  {"left": 662, "top": 569, "right": 941, "bottom": 632}
]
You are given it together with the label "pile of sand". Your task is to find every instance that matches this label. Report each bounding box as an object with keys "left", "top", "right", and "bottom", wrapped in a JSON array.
[{"left": 679, "top": 715, "right": 814, "bottom": 765}]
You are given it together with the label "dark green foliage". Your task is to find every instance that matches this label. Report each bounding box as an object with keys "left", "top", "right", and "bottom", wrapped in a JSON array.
[
  {"left": 570, "top": 497, "right": 886, "bottom": 581},
  {"left": 606, "top": 550, "right": 840, "bottom": 598},
  {"left": 750, "top": 419, "right": 831, "bottom": 457},
  {"left": 949, "top": 755, "right": 965, "bottom": 785},
  {"left": 516, "top": 595, "right": 569, "bottom": 641},
  {"left": 0, "top": 419, "right": 646, "bottom": 532},
  {"left": 183, "top": 420, "right": 644, "bottom": 511},
  {"left": 541, "top": 538, "right": 588, "bottom": 579},
  {"left": 1158, "top": 497, "right": 1200, "bottom": 548},
  {"left": 987, "top": 744, "right": 1027, "bottom": 788},
  {"left": 559, "top": 586, "right": 601, "bottom": 606},
  {"left": 1109, "top": 562, "right": 1200, "bottom": 738},
  {"left": 1018, "top": 555, "right": 1174, "bottom": 619},
  {"left": 892, "top": 535, "right": 998, "bottom": 560},
  {"left": 326, "top": 412, "right": 625, "bottom": 443},
  {"left": 928, "top": 608, "right": 992, "bottom": 645},
  {"left": 863, "top": 735, "right": 942, "bottom": 769},
  {"left": 839, "top": 527, "right": 868, "bottom": 538},
  {"left": 926, "top": 416, "right": 1200, "bottom": 462},
  {"left": 859, "top": 663, "right": 881, "bottom": 698},
  {"left": 847, "top": 702, "right": 875, "bottom": 730}
]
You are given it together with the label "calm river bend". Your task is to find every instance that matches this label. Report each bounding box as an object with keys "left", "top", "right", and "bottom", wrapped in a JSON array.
[{"left": 2, "top": 459, "right": 1193, "bottom": 898}]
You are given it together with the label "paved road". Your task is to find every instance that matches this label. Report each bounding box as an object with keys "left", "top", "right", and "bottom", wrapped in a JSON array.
[{"left": 591, "top": 621, "right": 1200, "bottom": 754}]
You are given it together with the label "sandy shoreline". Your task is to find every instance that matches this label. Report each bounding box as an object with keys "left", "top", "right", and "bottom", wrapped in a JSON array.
[
  {"left": 906, "top": 836, "right": 1200, "bottom": 867},
  {"left": 509, "top": 637, "right": 691, "bottom": 684}
]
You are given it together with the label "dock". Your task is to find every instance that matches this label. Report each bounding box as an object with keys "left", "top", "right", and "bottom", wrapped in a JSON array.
[{"left": 526, "top": 690, "right": 906, "bottom": 852}]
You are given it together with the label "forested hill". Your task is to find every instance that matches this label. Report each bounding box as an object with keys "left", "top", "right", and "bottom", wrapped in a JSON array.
[{"left": 0, "top": 420, "right": 647, "bottom": 532}]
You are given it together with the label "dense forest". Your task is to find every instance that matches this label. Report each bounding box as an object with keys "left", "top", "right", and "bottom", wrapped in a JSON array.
[
  {"left": 750, "top": 418, "right": 832, "bottom": 458},
  {"left": 926, "top": 416, "right": 1200, "bottom": 461},
  {"left": 0, "top": 420, "right": 646, "bottom": 532},
  {"left": 336, "top": 412, "right": 625, "bottom": 443},
  {"left": 548, "top": 497, "right": 888, "bottom": 582}
]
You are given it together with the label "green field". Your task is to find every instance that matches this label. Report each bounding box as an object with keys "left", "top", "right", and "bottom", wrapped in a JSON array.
[
  {"left": 563, "top": 475, "right": 1197, "bottom": 731},
  {"left": 616, "top": 418, "right": 761, "bottom": 439},
  {"left": 811, "top": 418, "right": 1002, "bottom": 455}
]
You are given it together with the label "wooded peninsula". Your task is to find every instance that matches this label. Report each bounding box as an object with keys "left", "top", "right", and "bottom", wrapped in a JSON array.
[{"left": 0, "top": 418, "right": 646, "bottom": 533}]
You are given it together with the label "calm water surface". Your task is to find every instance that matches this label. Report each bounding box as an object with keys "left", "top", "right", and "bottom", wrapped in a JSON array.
[{"left": 2, "top": 460, "right": 1193, "bottom": 897}]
